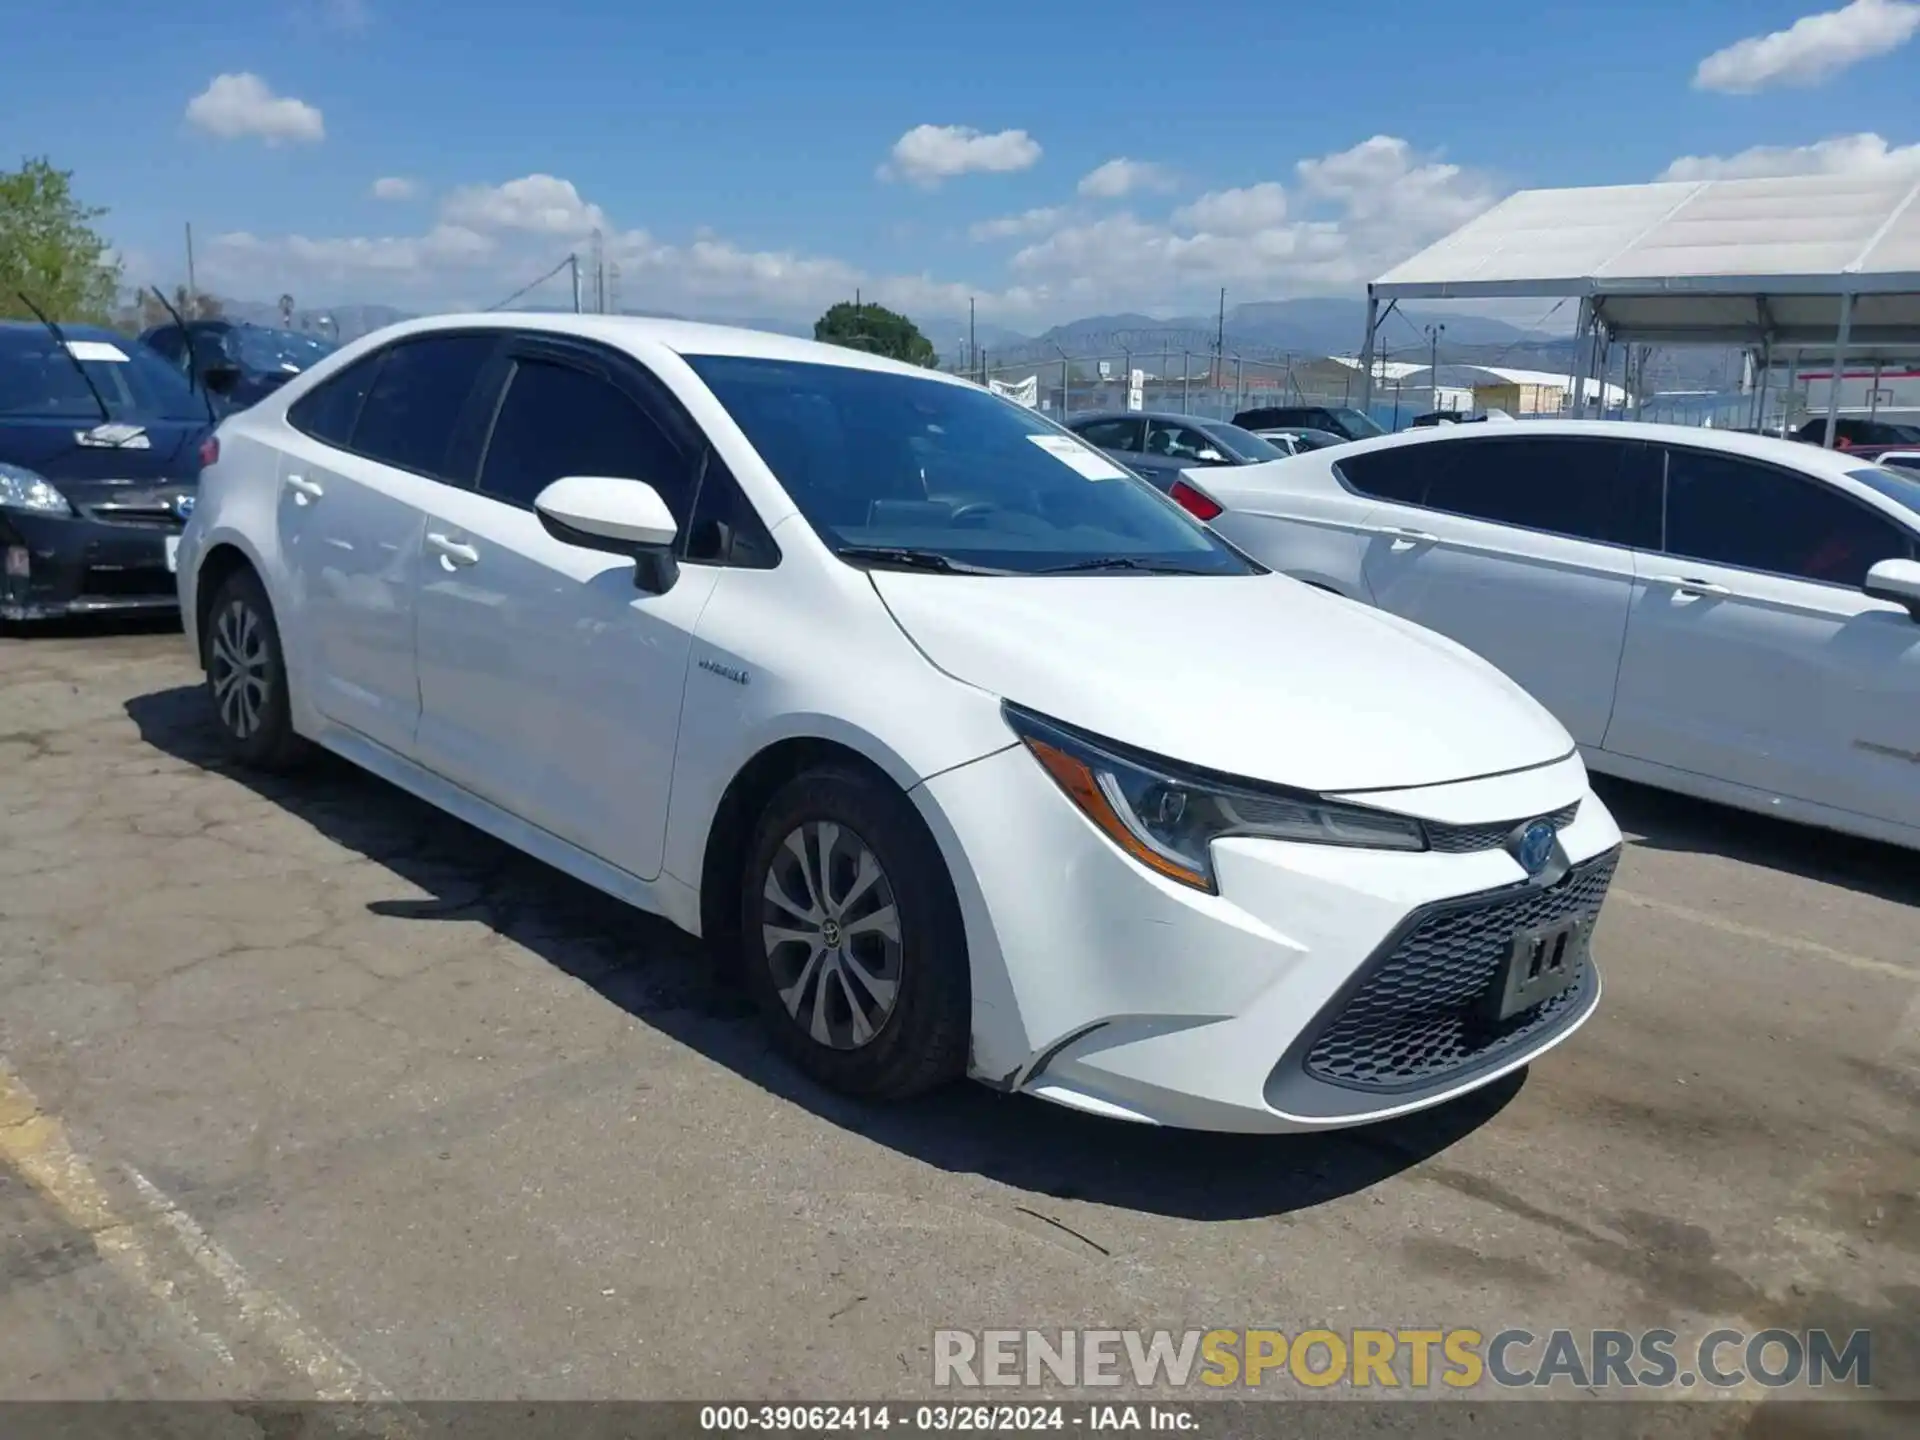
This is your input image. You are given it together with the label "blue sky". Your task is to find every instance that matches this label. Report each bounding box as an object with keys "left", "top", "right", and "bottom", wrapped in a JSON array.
[{"left": 8, "top": 0, "right": 1919, "bottom": 330}]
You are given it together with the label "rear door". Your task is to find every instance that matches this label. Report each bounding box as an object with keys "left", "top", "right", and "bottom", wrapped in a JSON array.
[
  {"left": 273, "top": 333, "right": 498, "bottom": 756},
  {"left": 1606, "top": 444, "right": 1920, "bottom": 826},
  {"left": 1073, "top": 417, "right": 1144, "bottom": 470},
  {"left": 1353, "top": 434, "right": 1661, "bottom": 747},
  {"left": 410, "top": 335, "right": 722, "bottom": 880}
]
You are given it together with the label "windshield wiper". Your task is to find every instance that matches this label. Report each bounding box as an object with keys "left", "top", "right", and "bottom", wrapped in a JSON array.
[
  {"left": 1035, "top": 556, "right": 1213, "bottom": 575},
  {"left": 16, "top": 290, "right": 111, "bottom": 426},
  {"left": 836, "top": 546, "right": 1010, "bottom": 576},
  {"left": 147, "top": 285, "right": 219, "bottom": 426}
]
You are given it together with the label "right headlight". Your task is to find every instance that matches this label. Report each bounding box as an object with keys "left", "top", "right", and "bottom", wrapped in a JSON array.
[
  {"left": 1003, "top": 702, "right": 1427, "bottom": 892},
  {"left": 0, "top": 463, "right": 73, "bottom": 516}
]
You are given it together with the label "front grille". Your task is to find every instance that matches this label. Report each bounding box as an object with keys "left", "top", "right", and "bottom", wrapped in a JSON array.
[
  {"left": 1426, "top": 800, "right": 1580, "bottom": 854},
  {"left": 83, "top": 502, "right": 186, "bottom": 531},
  {"left": 1302, "top": 849, "right": 1617, "bottom": 1092},
  {"left": 81, "top": 565, "right": 174, "bottom": 599}
]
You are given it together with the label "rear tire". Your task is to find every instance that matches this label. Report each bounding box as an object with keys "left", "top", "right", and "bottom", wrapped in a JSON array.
[
  {"left": 201, "top": 567, "right": 308, "bottom": 771},
  {"left": 738, "top": 764, "right": 971, "bottom": 1100}
]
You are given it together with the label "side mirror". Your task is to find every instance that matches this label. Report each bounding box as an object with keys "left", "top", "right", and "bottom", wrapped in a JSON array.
[
  {"left": 1864, "top": 558, "right": 1920, "bottom": 620},
  {"left": 534, "top": 475, "right": 680, "bottom": 593}
]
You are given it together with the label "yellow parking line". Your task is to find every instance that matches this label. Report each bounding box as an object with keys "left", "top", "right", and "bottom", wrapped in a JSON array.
[
  {"left": 1609, "top": 888, "right": 1920, "bottom": 983},
  {"left": 0, "top": 1061, "right": 410, "bottom": 1422}
]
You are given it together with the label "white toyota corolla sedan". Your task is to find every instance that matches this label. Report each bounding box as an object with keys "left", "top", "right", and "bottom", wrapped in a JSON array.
[{"left": 174, "top": 314, "right": 1622, "bottom": 1133}]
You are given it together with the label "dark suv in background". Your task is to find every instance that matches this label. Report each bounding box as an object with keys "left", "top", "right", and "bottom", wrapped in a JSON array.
[
  {"left": 139, "top": 320, "right": 338, "bottom": 411},
  {"left": 1232, "top": 404, "right": 1387, "bottom": 442}
]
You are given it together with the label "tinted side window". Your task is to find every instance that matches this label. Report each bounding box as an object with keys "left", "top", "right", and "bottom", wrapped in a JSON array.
[
  {"left": 1334, "top": 447, "right": 1429, "bottom": 504},
  {"left": 1145, "top": 420, "right": 1225, "bottom": 462},
  {"left": 1423, "top": 437, "right": 1660, "bottom": 546},
  {"left": 477, "top": 358, "right": 690, "bottom": 515},
  {"left": 685, "top": 459, "right": 778, "bottom": 567},
  {"left": 349, "top": 335, "right": 496, "bottom": 480},
  {"left": 1076, "top": 419, "right": 1140, "bottom": 451},
  {"left": 287, "top": 353, "right": 386, "bottom": 448},
  {"left": 1663, "top": 448, "right": 1912, "bottom": 587},
  {"left": 144, "top": 328, "right": 186, "bottom": 364}
]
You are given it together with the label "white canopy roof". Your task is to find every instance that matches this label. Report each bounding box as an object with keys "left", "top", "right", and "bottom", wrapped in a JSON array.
[{"left": 1373, "top": 172, "right": 1920, "bottom": 347}]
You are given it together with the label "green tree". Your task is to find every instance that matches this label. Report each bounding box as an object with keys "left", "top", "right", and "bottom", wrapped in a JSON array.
[
  {"left": 0, "top": 158, "right": 122, "bottom": 323},
  {"left": 814, "top": 300, "right": 936, "bottom": 367}
]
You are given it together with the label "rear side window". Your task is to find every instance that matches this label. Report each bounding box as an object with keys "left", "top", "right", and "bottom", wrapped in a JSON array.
[
  {"left": 1075, "top": 418, "right": 1140, "bottom": 452},
  {"left": 477, "top": 358, "right": 691, "bottom": 517},
  {"left": 1663, "top": 448, "right": 1913, "bottom": 586},
  {"left": 288, "top": 353, "right": 384, "bottom": 447},
  {"left": 1334, "top": 447, "right": 1429, "bottom": 504},
  {"left": 1421, "top": 437, "right": 1660, "bottom": 547},
  {"left": 348, "top": 335, "right": 496, "bottom": 480}
]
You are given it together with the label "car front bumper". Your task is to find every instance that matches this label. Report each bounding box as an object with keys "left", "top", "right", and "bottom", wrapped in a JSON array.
[
  {"left": 1, "top": 509, "right": 183, "bottom": 621},
  {"left": 919, "top": 745, "right": 1621, "bottom": 1133}
]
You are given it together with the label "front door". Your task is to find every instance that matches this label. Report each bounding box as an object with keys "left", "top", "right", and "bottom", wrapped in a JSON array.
[
  {"left": 1353, "top": 434, "right": 1660, "bottom": 749},
  {"left": 1606, "top": 444, "right": 1920, "bottom": 828},
  {"left": 411, "top": 341, "right": 715, "bottom": 881}
]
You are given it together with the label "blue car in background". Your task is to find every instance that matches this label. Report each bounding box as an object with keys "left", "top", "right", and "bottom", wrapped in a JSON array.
[
  {"left": 138, "top": 319, "right": 337, "bottom": 411},
  {"left": 1, "top": 321, "right": 216, "bottom": 623}
]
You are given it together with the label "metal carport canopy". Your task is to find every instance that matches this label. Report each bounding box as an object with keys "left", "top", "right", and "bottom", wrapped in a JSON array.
[{"left": 1367, "top": 172, "right": 1920, "bottom": 346}]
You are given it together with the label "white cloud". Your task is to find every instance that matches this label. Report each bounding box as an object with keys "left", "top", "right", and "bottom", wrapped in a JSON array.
[
  {"left": 440, "top": 174, "right": 607, "bottom": 235},
  {"left": 968, "top": 207, "right": 1068, "bottom": 241},
  {"left": 1173, "top": 183, "right": 1289, "bottom": 234},
  {"left": 370, "top": 176, "right": 418, "bottom": 200},
  {"left": 1660, "top": 131, "right": 1920, "bottom": 179},
  {"left": 878, "top": 124, "right": 1042, "bottom": 186},
  {"left": 1694, "top": 0, "right": 1920, "bottom": 93},
  {"left": 1077, "top": 158, "right": 1176, "bottom": 199},
  {"left": 185, "top": 73, "right": 325, "bottom": 145}
]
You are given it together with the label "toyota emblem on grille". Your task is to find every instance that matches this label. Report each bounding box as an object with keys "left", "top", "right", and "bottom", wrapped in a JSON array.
[
  {"left": 1510, "top": 820, "right": 1557, "bottom": 877},
  {"left": 174, "top": 494, "right": 196, "bottom": 518}
]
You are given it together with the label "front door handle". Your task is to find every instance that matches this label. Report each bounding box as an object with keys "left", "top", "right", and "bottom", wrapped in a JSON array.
[
  {"left": 1383, "top": 526, "right": 1438, "bottom": 549},
  {"left": 425, "top": 532, "right": 480, "bottom": 567},
  {"left": 1647, "top": 573, "right": 1730, "bottom": 598},
  {"left": 285, "top": 474, "right": 324, "bottom": 504}
]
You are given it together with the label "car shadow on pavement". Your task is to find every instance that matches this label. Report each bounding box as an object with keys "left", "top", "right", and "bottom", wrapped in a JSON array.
[
  {"left": 1593, "top": 775, "right": 1920, "bottom": 909},
  {"left": 125, "top": 683, "right": 1520, "bottom": 1222}
]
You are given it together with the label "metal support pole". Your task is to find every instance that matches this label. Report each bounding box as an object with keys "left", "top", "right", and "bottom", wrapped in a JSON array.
[
  {"left": 1824, "top": 294, "right": 1854, "bottom": 448},
  {"left": 1181, "top": 352, "right": 1191, "bottom": 413},
  {"left": 1754, "top": 337, "right": 1772, "bottom": 431},
  {"left": 1870, "top": 360, "right": 1885, "bottom": 419},
  {"left": 569, "top": 254, "right": 581, "bottom": 313},
  {"left": 1564, "top": 299, "right": 1592, "bottom": 414},
  {"left": 1782, "top": 351, "right": 1800, "bottom": 435},
  {"left": 1358, "top": 292, "right": 1381, "bottom": 411},
  {"left": 1233, "top": 356, "right": 1243, "bottom": 418},
  {"left": 1595, "top": 328, "right": 1613, "bottom": 418}
]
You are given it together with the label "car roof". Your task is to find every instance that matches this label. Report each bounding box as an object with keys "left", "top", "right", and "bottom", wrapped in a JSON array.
[
  {"left": 327, "top": 311, "right": 975, "bottom": 387},
  {"left": 1322, "top": 416, "right": 1878, "bottom": 484},
  {"left": 1071, "top": 410, "right": 1227, "bottom": 426}
]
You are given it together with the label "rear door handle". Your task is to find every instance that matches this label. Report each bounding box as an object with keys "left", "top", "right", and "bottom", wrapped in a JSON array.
[
  {"left": 285, "top": 474, "right": 324, "bottom": 504},
  {"left": 425, "top": 532, "right": 480, "bottom": 567},
  {"left": 1647, "top": 573, "right": 1729, "bottom": 598},
  {"left": 1383, "top": 526, "right": 1438, "bottom": 549}
]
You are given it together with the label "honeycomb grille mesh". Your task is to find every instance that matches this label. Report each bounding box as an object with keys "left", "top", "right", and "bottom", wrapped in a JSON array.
[
  {"left": 1303, "top": 851, "right": 1616, "bottom": 1091},
  {"left": 1425, "top": 801, "right": 1581, "bottom": 855}
]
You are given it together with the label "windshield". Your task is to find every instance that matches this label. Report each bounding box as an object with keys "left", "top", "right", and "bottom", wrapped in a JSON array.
[
  {"left": 230, "top": 327, "right": 337, "bottom": 374},
  {"left": 1328, "top": 407, "right": 1387, "bottom": 439},
  {"left": 1197, "top": 420, "right": 1287, "bottom": 463},
  {"left": 688, "top": 355, "right": 1257, "bottom": 576},
  {"left": 0, "top": 329, "right": 206, "bottom": 422},
  {"left": 1849, "top": 466, "right": 1920, "bottom": 521}
]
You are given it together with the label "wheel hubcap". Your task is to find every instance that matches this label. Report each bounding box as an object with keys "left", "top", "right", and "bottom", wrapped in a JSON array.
[
  {"left": 209, "top": 599, "right": 270, "bottom": 740},
  {"left": 761, "top": 821, "right": 902, "bottom": 1051}
]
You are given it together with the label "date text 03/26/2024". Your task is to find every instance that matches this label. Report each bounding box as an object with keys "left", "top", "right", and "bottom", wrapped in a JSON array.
[{"left": 699, "top": 1405, "right": 1195, "bottom": 1432}]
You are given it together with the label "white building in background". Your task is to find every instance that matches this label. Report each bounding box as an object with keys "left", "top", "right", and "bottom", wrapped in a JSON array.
[{"left": 1766, "top": 362, "right": 1920, "bottom": 423}]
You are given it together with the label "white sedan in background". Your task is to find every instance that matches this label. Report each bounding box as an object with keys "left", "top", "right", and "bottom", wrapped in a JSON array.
[
  {"left": 1195, "top": 420, "right": 1920, "bottom": 850},
  {"left": 175, "top": 313, "right": 1623, "bottom": 1133}
]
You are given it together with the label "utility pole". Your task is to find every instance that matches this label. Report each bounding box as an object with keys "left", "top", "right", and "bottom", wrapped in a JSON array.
[
  {"left": 589, "top": 229, "right": 605, "bottom": 313},
  {"left": 969, "top": 297, "right": 976, "bottom": 380},
  {"left": 1425, "top": 323, "right": 1445, "bottom": 411},
  {"left": 1214, "top": 288, "right": 1226, "bottom": 387},
  {"left": 569, "top": 253, "right": 582, "bottom": 313},
  {"left": 184, "top": 223, "right": 198, "bottom": 310}
]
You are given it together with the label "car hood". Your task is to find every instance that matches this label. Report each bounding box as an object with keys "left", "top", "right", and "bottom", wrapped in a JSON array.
[
  {"left": 0, "top": 416, "right": 209, "bottom": 485},
  {"left": 869, "top": 570, "right": 1573, "bottom": 793}
]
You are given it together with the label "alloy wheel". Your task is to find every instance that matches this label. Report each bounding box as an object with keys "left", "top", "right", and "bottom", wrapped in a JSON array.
[
  {"left": 760, "top": 821, "right": 903, "bottom": 1050},
  {"left": 209, "top": 598, "right": 270, "bottom": 740}
]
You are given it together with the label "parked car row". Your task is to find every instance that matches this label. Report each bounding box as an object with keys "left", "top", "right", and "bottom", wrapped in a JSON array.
[{"left": 169, "top": 312, "right": 1624, "bottom": 1134}]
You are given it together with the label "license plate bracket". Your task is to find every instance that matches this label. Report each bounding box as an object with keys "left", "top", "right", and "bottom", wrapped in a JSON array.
[{"left": 1486, "top": 913, "right": 1592, "bottom": 1022}]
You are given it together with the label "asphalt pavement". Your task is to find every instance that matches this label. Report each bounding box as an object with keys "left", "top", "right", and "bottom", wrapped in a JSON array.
[{"left": 0, "top": 623, "right": 1914, "bottom": 1430}]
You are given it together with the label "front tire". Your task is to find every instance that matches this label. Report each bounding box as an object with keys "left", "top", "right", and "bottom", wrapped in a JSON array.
[
  {"left": 739, "top": 765, "right": 971, "bottom": 1100},
  {"left": 202, "top": 567, "right": 308, "bottom": 771}
]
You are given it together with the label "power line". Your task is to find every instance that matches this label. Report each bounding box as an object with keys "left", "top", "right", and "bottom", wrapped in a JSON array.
[{"left": 484, "top": 256, "right": 574, "bottom": 313}]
